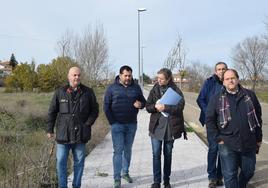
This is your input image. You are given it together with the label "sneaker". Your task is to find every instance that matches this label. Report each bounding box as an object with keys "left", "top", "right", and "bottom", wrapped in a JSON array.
[
  {"left": 164, "top": 181, "right": 171, "bottom": 188},
  {"left": 151, "top": 183, "right": 161, "bottom": 188},
  {"left": 114, "top": 180, "right": 121, "bottom": 188},
  {"left": 122, "top": 174, "right": 133, "bottom": 183},
  {"left": 208, "top": 179, "right": 217, "bottom": 188},
  {"left": 216, "top": 178, "right": 224, "bottom": 186}
]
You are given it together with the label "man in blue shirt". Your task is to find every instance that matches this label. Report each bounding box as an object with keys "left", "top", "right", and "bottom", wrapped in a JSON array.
[{"left": 197, "top": 62, "right": 227, "bottom": 188}]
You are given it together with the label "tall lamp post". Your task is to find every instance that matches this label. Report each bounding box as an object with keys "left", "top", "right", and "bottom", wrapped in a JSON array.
[
  {"left": 137, "top": 8, "right": 146, "bottom": 88},
  {"left": 141, "top": 46, "right": 145, "bottom": 91}
]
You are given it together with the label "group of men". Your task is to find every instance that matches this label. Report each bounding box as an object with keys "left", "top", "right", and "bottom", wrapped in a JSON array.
[
  {"left": 197, "top": 62, "right": 262, "bottom": 188},
  {"left": 47, "top": 65, "right": 146, "bottom": 188},
  {"left": 47, "top": 62, "right": 262, "bottom": 188}
]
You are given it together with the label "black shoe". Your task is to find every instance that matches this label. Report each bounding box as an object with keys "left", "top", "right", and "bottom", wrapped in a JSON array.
[
  {"left": 216, "top": 178, "right": 223, "bottom": 186},
  {"left": 114, "top": 180, "right": 121, "bottom": 188},
  {"left": 164, "top": 182, "right": 171, "bottom": 188},
  {"left": 122, "top": 174, "right": 133, "bottom": 183},
  {"left": 151, "top": 183, "right": 161, "bottom": 188},
  {"left": 208, "top": 179, "right": 217, "bottom": 188}
]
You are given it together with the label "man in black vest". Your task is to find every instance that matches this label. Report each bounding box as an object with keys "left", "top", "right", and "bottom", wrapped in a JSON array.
[{"left": 47, "top": 67, "right": 99, "bottom": 188}]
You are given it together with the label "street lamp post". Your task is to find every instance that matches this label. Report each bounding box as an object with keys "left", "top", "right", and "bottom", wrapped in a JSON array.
[
  {"left": 137, "top": 8, "right": 146, "bottom": 88},
  {"left": 141, "top": 46, "right": 145, "bottom": 91}
]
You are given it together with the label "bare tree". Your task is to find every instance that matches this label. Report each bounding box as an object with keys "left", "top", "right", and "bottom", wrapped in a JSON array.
[
  {"left": 164, "top": 34, "right": 187, "bottom": 88},
  {"left": 232, "top": 36, "right": 268, "bottom": 91},
  {"left": 56, "top": 29, "right": 75, "bottom": 58},
  {"left": 104, "top": 61, "right": 116, "bottom": 82},
  {"left": 185, "top": 61, "right": 213, "bottom": 92},
  {"left": 163, "top": 34, "right": 186, "bottom": 72},
  {"left": 74, "top": 24, "right": 109, "bottom": 85}
]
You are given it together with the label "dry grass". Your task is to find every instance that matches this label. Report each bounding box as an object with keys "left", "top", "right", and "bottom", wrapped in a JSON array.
[{"left": 0, "top": 86, "right": 110, "bottom": 187}]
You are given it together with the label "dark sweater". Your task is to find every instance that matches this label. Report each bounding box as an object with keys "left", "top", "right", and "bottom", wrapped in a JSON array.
[{"left": 206, "top": 86, "right": 262, "bottom": 152}]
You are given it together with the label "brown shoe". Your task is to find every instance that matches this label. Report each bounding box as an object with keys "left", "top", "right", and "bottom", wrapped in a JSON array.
[{"left": 208, "top": 179, "right": 217, "bottom": 188}]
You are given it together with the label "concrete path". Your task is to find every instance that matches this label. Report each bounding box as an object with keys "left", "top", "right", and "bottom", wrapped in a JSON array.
[{"left": 68, "top": 107, "right": 220, "bottom": 187}]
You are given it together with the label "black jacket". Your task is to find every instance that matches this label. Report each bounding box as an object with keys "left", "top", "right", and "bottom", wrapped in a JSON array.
[
  {"left": 206, "top": 86, "right": 262, "bottom": 152},
  {"left": 47, "top": 84, "right": 99, "bottom": 143},
  {"left": 146, "top": 81, "right": 185, "bottom": 139}
]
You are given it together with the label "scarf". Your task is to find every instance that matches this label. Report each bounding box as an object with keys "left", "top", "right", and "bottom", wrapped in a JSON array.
[{"left": 218, "top": 86, "right": 260, "bottom": 132}]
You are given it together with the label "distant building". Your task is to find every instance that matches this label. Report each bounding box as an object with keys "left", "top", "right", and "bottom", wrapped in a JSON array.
[
  {"left": 0, "top": 61, "right": 12, "bottom": 77},
  {"left": 173, "top": 73, "right": 188, "bottom": 84},
  {"left": 151, "top": 73, "right": 188, "bottom": 85}
]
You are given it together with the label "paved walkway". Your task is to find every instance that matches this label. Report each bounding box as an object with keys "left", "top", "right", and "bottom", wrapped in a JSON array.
[{"left": 68, "top": 107, "right": 222, "bottom": 187}]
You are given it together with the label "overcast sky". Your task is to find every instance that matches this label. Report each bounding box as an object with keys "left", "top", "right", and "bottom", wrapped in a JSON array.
[{"left": 1, "top": 0, "right": 268, "bottom": 78}]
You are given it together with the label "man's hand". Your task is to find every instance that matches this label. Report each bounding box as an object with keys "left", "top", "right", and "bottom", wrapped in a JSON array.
[
  {"left": 218, "top": 140, "right": 224, "bottom": 144},
  {"left": 256, "top": 142, "right": 262, "bottom": 154},
  {"left": 47, "top": 133, "right": 54, "bottom": 139},
  {"left": 133, "top": 100, "right": 142, "bottom": 109},
  {"left": 155, "top": 103, "right": 165, "bottom": 112}
]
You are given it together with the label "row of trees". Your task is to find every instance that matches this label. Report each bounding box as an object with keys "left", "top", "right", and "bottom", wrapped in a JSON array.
[
  {"left": 163, "top": 31, "right": 268, "bottom": 92},
  {"left": 232, "top": 36, "right": 268, "bottom": 91},
  {"left": 55, "top": 24, "right": 114, "bottom": 85},
  {"left": 4, "top": 21, "right": 268, "bottom": 92},
  {"left": 4, "top": 24, "right": 115, "bottom": 92},
  {"left": 5, "top": 57, "right": 76, "bottom": 92}
]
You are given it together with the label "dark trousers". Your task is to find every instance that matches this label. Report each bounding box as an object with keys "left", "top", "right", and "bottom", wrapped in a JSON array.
[
  {"left": 207, "top": 130, "right": 222, "bottom": 180},
  {"left": 151, "top": 138, "right": 174, "bottom": 184},
  {"left": 218, "top": 144, "right": 256, "bottom": 188}
]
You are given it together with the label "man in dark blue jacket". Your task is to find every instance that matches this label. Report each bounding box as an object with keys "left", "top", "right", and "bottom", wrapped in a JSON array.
[
  {"left": 197, "top": 62, "right": 227, "bottom": 188},
  {"left": 103, "top": 65, "right": 146, "bottom": 188},
  {"left": 206, "top": 69, "right": 262, "bottom": 188}
]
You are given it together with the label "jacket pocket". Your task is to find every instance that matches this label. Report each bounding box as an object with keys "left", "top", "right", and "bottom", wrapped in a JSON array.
[
  {"left": 56, "top": 117, "right": 69, "bottom": 142},
  {"left": 81, "top": 123, "right": 91, "bottom": 142},
  {"left": 59, "top": 99, "right": 69, "bottom": 114}
]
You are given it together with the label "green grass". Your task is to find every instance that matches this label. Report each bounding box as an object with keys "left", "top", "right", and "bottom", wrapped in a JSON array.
[
  {"left": 185, "top": 126, "right": 194, "bottom": 132},
  {"left": 256, "top": 91, "right": 268, "bottom": 103}
]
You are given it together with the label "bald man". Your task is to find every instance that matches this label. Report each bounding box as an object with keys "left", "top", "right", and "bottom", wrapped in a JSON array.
[{"left": 47, "top": 66, "right": 99, "bottom": 188}]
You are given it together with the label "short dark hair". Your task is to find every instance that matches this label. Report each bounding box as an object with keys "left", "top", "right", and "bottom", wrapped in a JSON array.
[
  {"left": 119, "top": 65, "right": 132, "bottom": 74},
  {"left": 157, "top": 68, "right": 173, "bottom": 80},
  {"left": 215, "top": 62, "right": 228, "bottom": 70},
  {"left": 223, "top": 69, "right": 239, "bottom": 80}
]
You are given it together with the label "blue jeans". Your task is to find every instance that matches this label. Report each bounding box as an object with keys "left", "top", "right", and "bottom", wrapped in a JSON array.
[
  {"left": 218, "top": 144, "right": 256, "bottom": 188},
  {"left": 56, "top": 143, "right": 86, "bottom": 188},
  {"left": 207, "top": 131, "right": 222, "bottom": 180},
  {"left": 111, "top": 123, "right": 137, "bottom": 180},
  {"left": 151, "top": 138, "right": 174, "bottom": 184}
]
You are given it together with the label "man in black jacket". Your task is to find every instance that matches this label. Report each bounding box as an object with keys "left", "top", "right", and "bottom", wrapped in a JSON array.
[
  {"left": 47, "top": 67, "right": 99, "bottom": 188},
  {"left": 206, "top": 69, "right": 262, "bottom": 188}
]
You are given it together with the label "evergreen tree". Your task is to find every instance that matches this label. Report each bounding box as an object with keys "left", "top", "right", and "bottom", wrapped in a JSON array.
[
  {"left": 9, "top": 53, "right": 18, "bottom": 69},
  {"left": 143, "top": 73, "right": 152, "bottom": 84}
]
